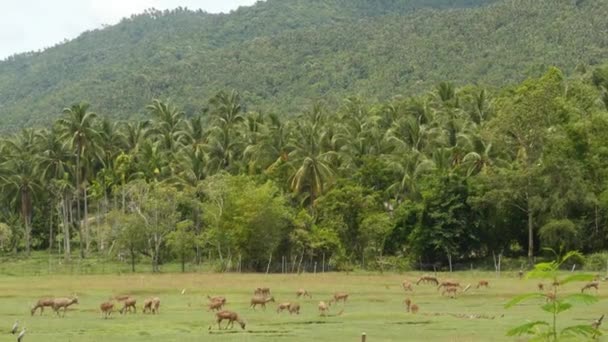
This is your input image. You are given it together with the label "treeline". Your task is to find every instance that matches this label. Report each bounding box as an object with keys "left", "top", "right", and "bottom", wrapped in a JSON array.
[
  {"left": 2, "top": 66, "right": 608, "bottom": 272},
  {"left": 0, "top": 0, "right": 605, "bottom": 130}
]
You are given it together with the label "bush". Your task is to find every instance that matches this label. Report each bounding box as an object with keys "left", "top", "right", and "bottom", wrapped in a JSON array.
[{"left": 584, "top": 252, "right": 608, "bottom": 272}]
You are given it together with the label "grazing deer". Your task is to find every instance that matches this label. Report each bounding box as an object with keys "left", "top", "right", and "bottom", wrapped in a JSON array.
[
  {"left": 332, "top": 292, "right": 349, "bottom": 304},
  {"left": 296, "top": 289, "right": 311, "bottom": 298},
  {"left": 438, "top": 281, "right": 461, "bottom": 290},
  {"left": 254, "top": 287, "right": 271, "bottom": 297},
  {"left": 410, "top": 304, "right": 419, "bottom": 314},
  {"left": 288, "top": 303, "right": 301, "bottom": 315},
  {"left": 318, "top": 301, "right": 330, "bottom": 316},
  {"left": 210, "top": 310, "right": 246, "bottom": 330},
  {"left": 416, "top": 276, "right": 439, "bottom": 285},
  {"left": 119, "top": 297, "right": 137, "bottom": 314},
  {"left": 476, "top": 280, "right": 489, "bottom": 289},
  {"left": 143, "top": 297, "right": 160, "bottom": 314},
  {"left": 581, "top": 281, "right": 599, "bottom": 293},
  {"left": 31, "top": 298, "right": 54, "bottom": 316},
  {"left": 100, "top": 301, "right": 114, "bottom": 319},
  {"left": 552, "top": 280, "right": 560, "bottom": 288},
  {"left": 402, "top": 281, "right": 413, "bottom": 291},
  {"left": 276, "top": 302, "right": 291, "bottom": 313},
  {"left": 537, "top": 283, "right": 544, "bottom": 291},
  {"left": 207, "top": 295, "right": 226, "bottom": 305},
  {"left": 208, "top": 299, "right": 225, "bottom": 311},
  {"left": 404, "top": 298, "right": 411, "bottom": 312},
  {"left": 442, "top": 286, "right": 458, "bottom": 298},
  {"left": 250, "top": 296, "right": 275, "bottom": 310}
]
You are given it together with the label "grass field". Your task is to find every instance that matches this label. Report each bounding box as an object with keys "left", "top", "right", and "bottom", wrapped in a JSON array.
[{"left": 0, "top": 271, "right": 606, "bottom": 341}]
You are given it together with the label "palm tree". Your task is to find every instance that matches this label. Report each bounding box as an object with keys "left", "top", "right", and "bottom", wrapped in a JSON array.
[
  {"left": 0, "top": 129, "right": 41, "bottom": 255},
  {"left": 57, "top": 103, "right": 100, "bottom": 258},
  {"left": 146, "top": 99, "right": 185, "bottom": 153},
  {"left": 206, "top": 91, "right": 245, "bottom": 173},
  {"left": 286, "top": 104, "right": 337, "bottom": 205}
]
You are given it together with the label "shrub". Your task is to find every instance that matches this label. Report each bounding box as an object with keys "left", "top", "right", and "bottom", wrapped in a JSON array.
[{"left": 584, "top": 252, "right": 608, "bottom": 272}]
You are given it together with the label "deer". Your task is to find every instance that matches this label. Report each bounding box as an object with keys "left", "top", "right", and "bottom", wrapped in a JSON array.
[
  {"left": 113, "top": 295, "right": 131, "bottom": 301},
  {"left": 442, "top": 286, "right": 459, "bottom": 298},
  {"left": 31, "top": 297, "right": 54, "bottom": 316},
  {"left": 100, "top": 301, "right": 114, "bottom": 319},
  {"left": 143, "top": 297, "right": 160, "bottom": 314},
  {"left": 416, "top": 275, "right": 439, "bottom": 285},
  {"left": 518, "top": 270, "right": 524, "bottom": 279},
  {"left": 318, "top": 301, "right": 330, "bottom": 316},
  {"left": 402, "top": 280, "right": 413, "bottom": 291},
  {"left": 545, "top": 292, "right": 557, "bottom": 303},
  {"left": 119, "top": 297, "right": 137, "bottom": 314},
  {"left": 581, "top": 281, "right": 600, "bottom": 293},
  {"left": 276, "top": 302, "right": 291, "bottom": 313},
  {"left": 250, "top": 296, "right": 275, "bottom": 310},
  {"left": 538, "top": 283, "right": 545, "bottom": 291},
  {"left": 296, "top": 289, "right": 311, "bottom": 298},
  {"left": 207, "top": 295, "right": 226, "bottom": 305},
  {"left": 438, "top": 281, "right": 461, "bottom": 290},
  {"left": 288, "top": 303, "right": 301, "bottom": 315},
  {"left": 332, "top": 292, "right": 349, "bottom": 304},
  {"left": 52, "top": 297, "right": 79, "bottom": 317},
  {"left": 254, "top": 287, "right": 271, "bottom": 297},
  {"left": 404, "top": 298, "right": 412, "bottom": 312},
  {"left": 208, "top": 299, "right": 225, "bottom": 311},
  {"left": 476, "top": 280, "right": 489, "bottom": 289},
  {"left": 209, "top": 310, "right": 246, "bottom": 330},
  {"left": 410, "top": 303, "right": 419, "bottom": 314}
]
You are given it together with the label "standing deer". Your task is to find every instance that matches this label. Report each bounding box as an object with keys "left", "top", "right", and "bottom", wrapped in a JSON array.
[
  {"left": 581, "top": 281, "right": 599, "bottom": 293},
  {"left": 250, "top": 296, "right": 275, "bottom": 310},
  {"left": 100, "top": 301, "right": 114, "bottom": 319},
  {"left": 209, "top": 310, "right": 246, "bottom": 330},
  {"left": 52, "top": 297, "right": 79, "bottom": 317},
  {"left": 296, "top": 289, "right": 311, "bottom": 298}
]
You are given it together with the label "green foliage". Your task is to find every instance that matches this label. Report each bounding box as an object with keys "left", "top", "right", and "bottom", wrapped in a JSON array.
[
  {"left": 584, "top": 252, "right": 608, "bottom": 271},
  {"left": 539, "top": 219, "right": 579, "bottom": 251},
  {"left": 2, "top": 0, "right": 608, "bottom": 129},
  {"left": 505, "top": 250, "right": 600, "bottom": 341}
]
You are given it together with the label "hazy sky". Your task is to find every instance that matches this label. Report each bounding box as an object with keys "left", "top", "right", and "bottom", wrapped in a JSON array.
[{"left": 0, "top": 0, "right": 259, "bottom": 59}]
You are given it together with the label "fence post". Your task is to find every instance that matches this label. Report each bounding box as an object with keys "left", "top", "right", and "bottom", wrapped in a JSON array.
[
  {"left": 361, "top": 332, "right": 367, "bottom": 342},
  {"left": 322, "top": 253, "right": 325, "bottom": 273},
  {"left": 314, "top": 262, "right": 317, "bottom": 274}
]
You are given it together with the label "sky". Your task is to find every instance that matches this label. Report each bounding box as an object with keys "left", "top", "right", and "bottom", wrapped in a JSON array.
[{"left": 0, "top": 0, "right": 259, "bottom": 59}]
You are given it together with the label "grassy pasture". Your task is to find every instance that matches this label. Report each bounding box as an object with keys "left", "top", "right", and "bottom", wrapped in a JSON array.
[{"left": 0, "top": 271, "right": 605, "bottom": 341}]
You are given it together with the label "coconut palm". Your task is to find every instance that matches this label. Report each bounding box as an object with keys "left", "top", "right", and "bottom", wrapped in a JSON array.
[{"left": 57, "top": 102, "right": 101, "bottom": 258}]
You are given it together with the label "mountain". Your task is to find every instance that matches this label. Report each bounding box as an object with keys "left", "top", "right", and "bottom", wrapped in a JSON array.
[{"left": 0, "top": 0, "right": 604, "bottom": 129}]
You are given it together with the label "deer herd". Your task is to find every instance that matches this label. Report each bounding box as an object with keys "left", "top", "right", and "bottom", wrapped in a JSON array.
[{"left": 24, "top": 273, "right": 602, "bottom": 332}]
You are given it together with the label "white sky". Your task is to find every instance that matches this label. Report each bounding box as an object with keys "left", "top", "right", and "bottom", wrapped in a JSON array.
[{"left": 0, "top": 0, "right": 260, "bottom": 59}]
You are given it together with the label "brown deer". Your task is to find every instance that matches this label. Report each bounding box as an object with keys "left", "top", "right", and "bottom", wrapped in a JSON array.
[
  {"left": 143, "top": 297, "right": 160, "bottom": 314},
  {"left": 402, "top": 280, "right": 413, "bottom": 291},
  {"left": 210, "top": 310, "right": 246, "bottom": 330},
  {"left": 52, "top": 297, "right": 79, "bottom": 317},
  {"left": 442, "top": 286, "right": 458, "bottom": 298},
  {"left": 288, "top": 303, "right": 301, "bottom": 315},
  {"left": 332, "top": 292, "right": 349, "bottom": 304},
  {"left": 254, "top": 287, "right": 271, "bottom": 297},
  {"left": 545, "top": 292, "right": 557, "bottom": 303},
  {"left": 31, "top": 298, "right": 54, "bottom": 316},
  {"left": 538, "top": 283, "right": 545, "bottom": 291},
  {"left": 416, "top": 275, "right": 439, "bottom": 285},
  {"left": 100, "top": 301, "right": 114, "bottom": 319},
  {"left": 581, "top": 281, "right": 599, "bottom": 293},
  {"left": 318, "top": 301, "right": 330, "bottom": 316},
  {"left": 518, "top": 270, "right": 524, "bottom": 279},
  {"left": 404, "top": 298, "right": 412, "bottom": 312},
  {"left": 113, "top": 295, "right": 131, "bottom": 301},
  {"left": 410, "top": 303, "right": 419, "bottom": 314},
  {"left": 119, "top": 297, "right": 137, "bottom": 314},
  {"left": 476, "top": 280, "right": 489, "bottom": 289},
  {"left": 296, "top": 289, "right": 311, "bottom": 298},
  {"left": 207, "top": 295, "right": 226, "bottom": 305},
  {"left": 208, "top": 299, "right": 225, "bottom": 311},
  {"left": 438, "top": 281, "right": 461, "bottom": 290},
  {"left": 276, "top": 302, "right": 291, "bottom": 313},
  {"left": 250, "top": 296, "right": 275, "bottom": 310}
]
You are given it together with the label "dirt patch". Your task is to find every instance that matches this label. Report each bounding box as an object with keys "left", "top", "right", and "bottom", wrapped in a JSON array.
[{"left": 392, "top": 321, "right": 433, "bottom": 325}]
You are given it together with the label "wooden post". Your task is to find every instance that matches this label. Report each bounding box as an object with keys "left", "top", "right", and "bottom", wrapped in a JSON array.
[
  {"left": 314, "top": 262, "right": 317, "bottom": 274},
  {"left": 361, "top": 332, "right": 367, "bottom": 342},
  {"left": 322, "top": 253, "right": 325, "bottom": 273}
]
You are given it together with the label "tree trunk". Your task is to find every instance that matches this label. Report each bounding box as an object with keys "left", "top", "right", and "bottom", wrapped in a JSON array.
[
  {"left": 84, "top": 185, "right": 90, "bottom": 253},
  {"left": 181, "top": 254, "right": 185, "bottom": 273},
  {"left": 130, "top": 246, "right": 136, "bottom": 273},
  {"left": 76, "top": 145, "right": 84, "bottom": 259},
  {"left": 194, "top": 208, "right": 201, "bottom": 264},
  {"left": 21, "top": 189, "right": 31, "bottom": 255},
  {"left": 49, "top": 200, "right": 54, "bottom": 252},
  {"left": 62, "top": 195, "right": 71, "bottom": 261},
  {"left": 527, "top": 199, "right": 534, "bottom": 264}
]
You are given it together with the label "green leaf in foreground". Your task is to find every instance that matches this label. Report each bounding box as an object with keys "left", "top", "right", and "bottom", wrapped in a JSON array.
[{"left": 507, "top": 321, "right": 550, "bottom": 336}]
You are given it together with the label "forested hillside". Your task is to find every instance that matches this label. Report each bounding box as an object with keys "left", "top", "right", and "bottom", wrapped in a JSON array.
[
  {"left": 0, "top": 0, "right": 604, "bottom": 130},
  {"left": 2, "top": 63, "right": 608, "bottom": 271}
]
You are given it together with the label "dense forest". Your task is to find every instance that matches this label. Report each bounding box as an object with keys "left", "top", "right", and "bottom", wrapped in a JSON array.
[
  {"left": 0, "top": 0, "right": 606, "bottom": 130},
  {"left": 2, "top": 63, "right": 608, "bottom": 272}
]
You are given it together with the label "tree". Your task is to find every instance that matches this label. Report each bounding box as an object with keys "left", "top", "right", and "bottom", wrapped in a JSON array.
[
  {"left": 57, "top": 103, "right": 101, "bottom": 258},
  {"left": 108, "top": 210, "right": 146, "bottom": 272},
  {"left": 167, "top": 220, "right": 197, "bottom": 272}
]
